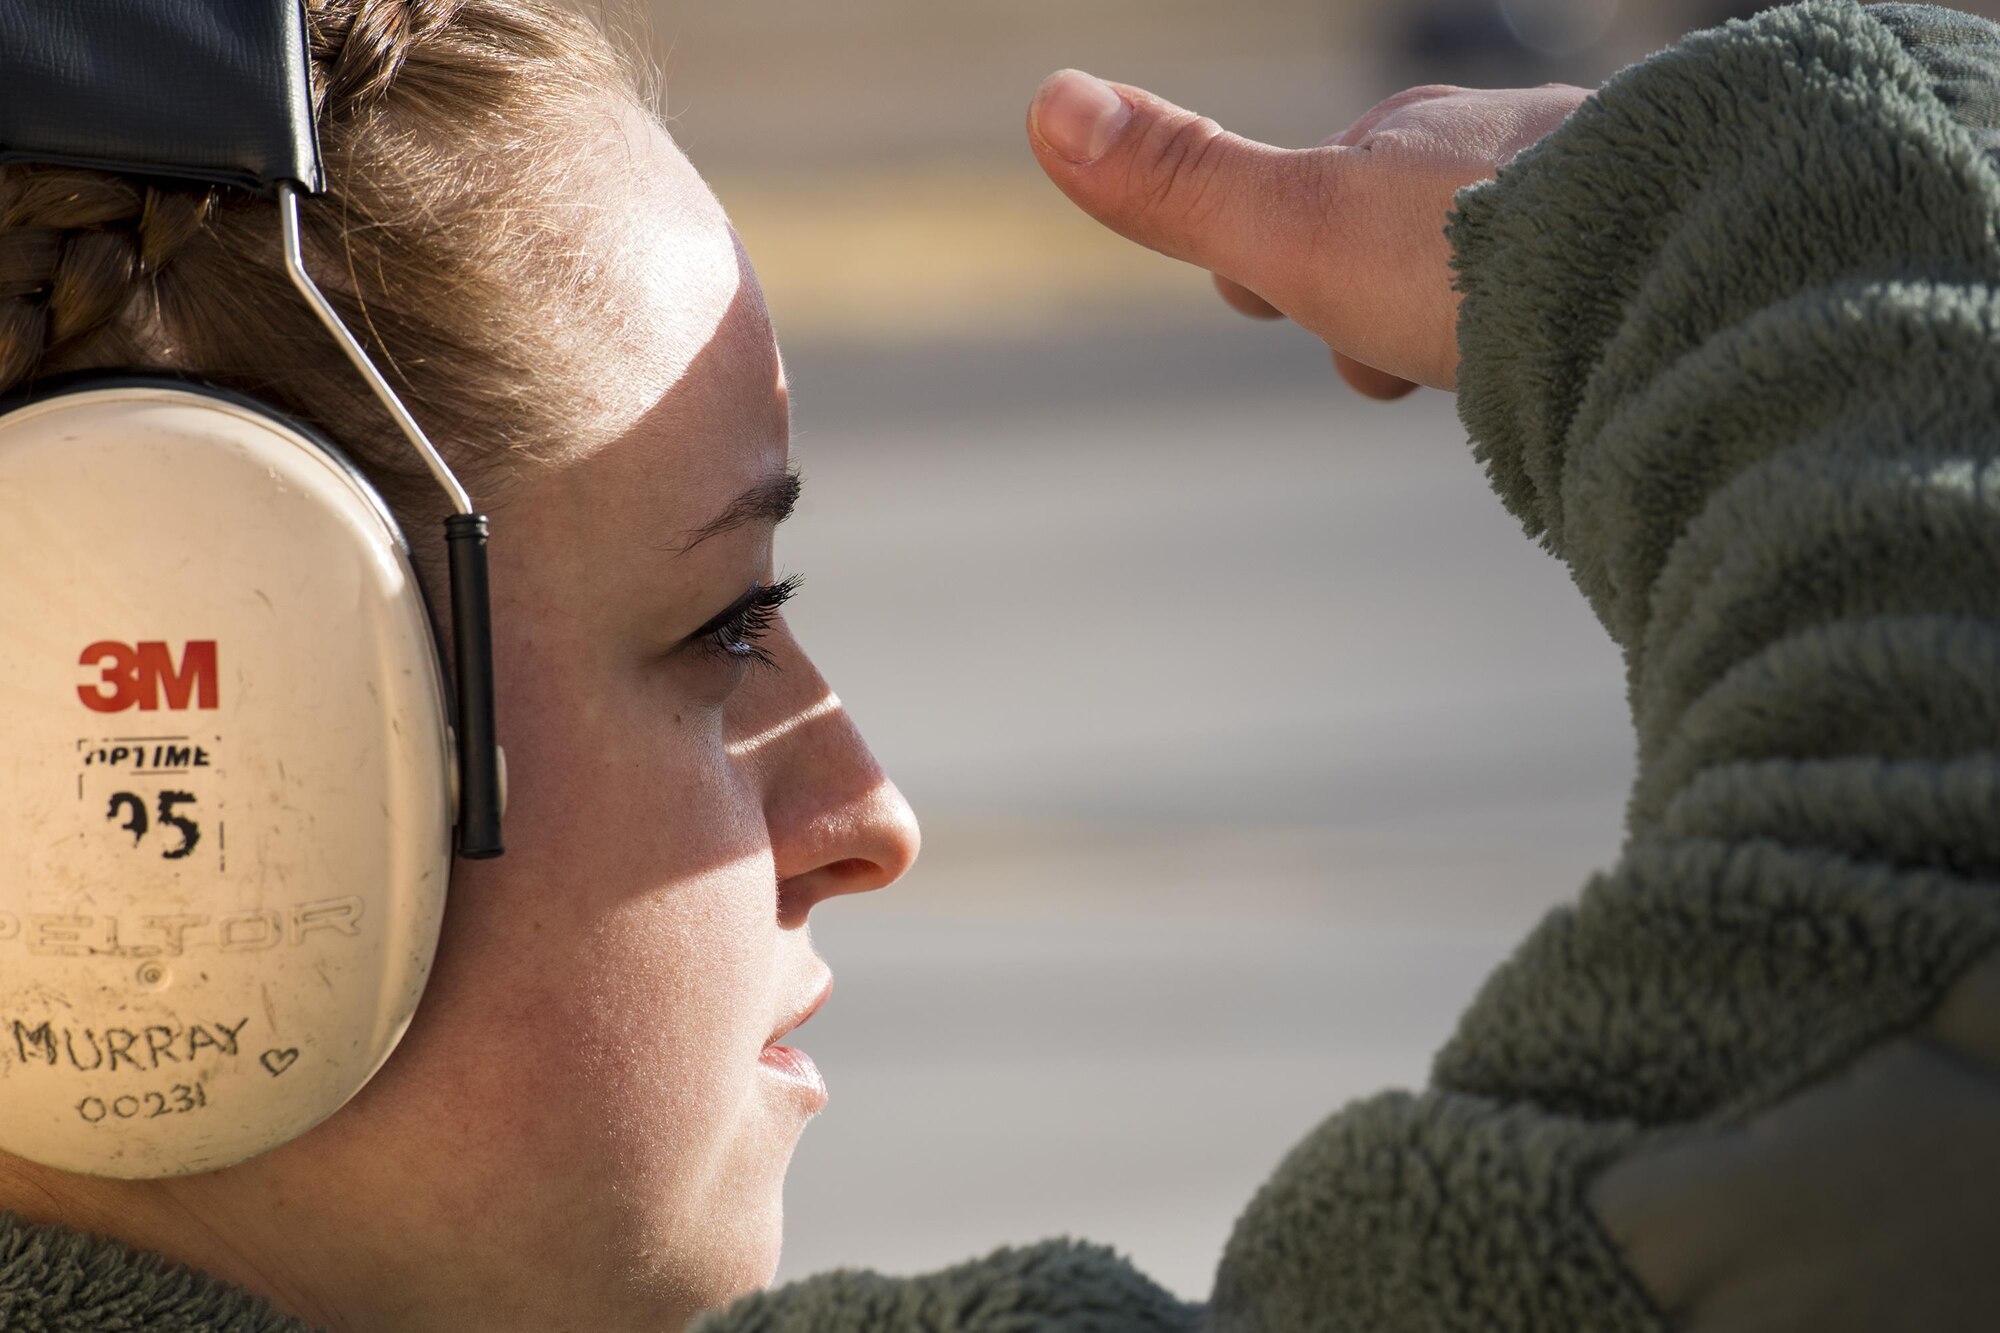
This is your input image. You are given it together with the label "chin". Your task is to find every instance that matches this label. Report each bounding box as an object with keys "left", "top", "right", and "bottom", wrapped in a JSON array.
[
  {"left": 669, "top": 1174, "right": 788, "bottom": 1322},
  {"left": 628, "top": 1077, "right": 808, "bottom": 1323},
  {"left": 738, "top": 1198, "right": 787, "bottom": 1294},
  {"left": 671, "top": 1236, "right": 781, "bottom": 1325}
]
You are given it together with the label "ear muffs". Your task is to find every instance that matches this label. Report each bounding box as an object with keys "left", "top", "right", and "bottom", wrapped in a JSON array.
[
  {"left": 0, "top": 377, "right": 454, "bottom": 1176},
  {"left": 0, "top": 0, "right": 506, "bottom": 1178}
]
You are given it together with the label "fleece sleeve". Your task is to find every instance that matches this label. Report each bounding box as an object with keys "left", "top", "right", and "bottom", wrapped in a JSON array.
[{"left": 1209, "top": 1, "right": 2000, "bottom": 1329}]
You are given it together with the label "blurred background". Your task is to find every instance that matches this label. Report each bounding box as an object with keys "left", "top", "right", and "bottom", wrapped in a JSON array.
[{"left": 636, "top": 0, "right": 1976, "bottom": 1301}]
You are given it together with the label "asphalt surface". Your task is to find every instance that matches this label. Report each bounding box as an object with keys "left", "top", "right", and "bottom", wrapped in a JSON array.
[{"left": 765, "top": 316, "right": 1635, "bottom": 1297}]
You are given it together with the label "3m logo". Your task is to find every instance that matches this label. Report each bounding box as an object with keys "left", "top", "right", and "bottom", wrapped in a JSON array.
[{"left": 77, "top": 641, "right": 219, "bottom": 713}]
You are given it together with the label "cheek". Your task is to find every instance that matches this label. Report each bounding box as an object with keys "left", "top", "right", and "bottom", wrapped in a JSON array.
[
  {"left": 404, "top": 633, "right": 783, "bottom": 1215},
  {"left": 502, "top": 655, "right": 760, "bottom": 876}
]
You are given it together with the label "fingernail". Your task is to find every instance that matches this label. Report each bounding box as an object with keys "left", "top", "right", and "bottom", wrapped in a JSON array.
[{"left": 1033, "top": 69, "right": 1130, "bottom": 164}]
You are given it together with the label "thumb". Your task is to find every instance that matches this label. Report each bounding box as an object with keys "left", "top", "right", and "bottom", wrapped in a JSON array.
[{"left": 1028, "top": 69, "right": 1345, "bottom": 315}]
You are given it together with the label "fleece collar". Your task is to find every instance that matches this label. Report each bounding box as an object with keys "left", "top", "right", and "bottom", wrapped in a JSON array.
[{"left": 0, "top": 1211, "right": 310, "bottom": 1332}]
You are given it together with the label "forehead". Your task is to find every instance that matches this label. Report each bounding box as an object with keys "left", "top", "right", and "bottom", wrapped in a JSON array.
[
  {"left": 496, "top": 102, "right": 788, "bottom": 607},
  {"left": 557, "top": 99, "right": 783, "bottom": 452}
]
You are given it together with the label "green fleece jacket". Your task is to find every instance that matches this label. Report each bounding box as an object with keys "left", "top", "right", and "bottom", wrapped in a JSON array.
[{"left": 5, "top": 0, "right": 1997, "bottom": 1328}]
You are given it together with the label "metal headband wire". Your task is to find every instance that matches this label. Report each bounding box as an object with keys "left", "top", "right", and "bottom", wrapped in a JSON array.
[
  {"left": 276, "top": 183, "right": 472, "bottom": 517},
  {"left": 277, "top": 182, "right": 506, "bottom": 858}
]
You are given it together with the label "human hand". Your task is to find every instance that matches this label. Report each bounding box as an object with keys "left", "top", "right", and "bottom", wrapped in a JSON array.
[{"left": 1026, "top": 72, "right": 1593, "bottom": 399}]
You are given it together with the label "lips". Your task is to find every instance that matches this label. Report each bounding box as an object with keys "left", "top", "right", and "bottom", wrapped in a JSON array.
[
  {"left": 760, "top": 974, "right": 833, "bottom": 1111},
  {"left": 758, "top": 1043, "right": 827, "bottom": 1104},
  {"left": 767, "top": 974, "right": 832, "bottom": 1049}
]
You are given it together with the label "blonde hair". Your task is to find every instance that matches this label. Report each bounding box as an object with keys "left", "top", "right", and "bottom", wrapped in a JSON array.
[{"left": 0, "top": 0, "right": 640, "bottom": 529}]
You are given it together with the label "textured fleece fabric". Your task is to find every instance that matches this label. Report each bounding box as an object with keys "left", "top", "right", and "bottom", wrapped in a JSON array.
[
  {"left": 0, "top": 1211, "right": 300, "bottom": 1332},
  {"left": 3, "top": 1, "right": 1996, "bottom": 1329}
]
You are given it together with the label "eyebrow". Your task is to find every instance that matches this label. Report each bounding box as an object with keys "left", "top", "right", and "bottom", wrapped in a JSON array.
[{"left": 671, "top": 464, "right": 802, "bottom": 555}]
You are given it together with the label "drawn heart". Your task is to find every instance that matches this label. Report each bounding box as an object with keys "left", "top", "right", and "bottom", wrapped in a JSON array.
[{"left": 260, "top": 1048, "right": 299, "bottom": 1077}]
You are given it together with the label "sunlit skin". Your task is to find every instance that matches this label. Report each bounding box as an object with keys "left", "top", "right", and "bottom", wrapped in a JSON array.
[
  {"left": 1025, "top": 71, "right": 1593, "bottom": 399},
  {"left": 0, "top": 98, "right": 919, "bottom": 1333}
]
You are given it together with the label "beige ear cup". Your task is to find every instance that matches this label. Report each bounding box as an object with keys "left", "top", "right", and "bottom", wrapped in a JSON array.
[{"left": 0, "top": 382, "right": 453, "bottom": 1177}]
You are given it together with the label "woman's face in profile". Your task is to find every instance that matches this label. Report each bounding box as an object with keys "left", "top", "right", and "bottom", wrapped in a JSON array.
[{"left": 230, "top": 102, "right": 922, "bottom": 1331}]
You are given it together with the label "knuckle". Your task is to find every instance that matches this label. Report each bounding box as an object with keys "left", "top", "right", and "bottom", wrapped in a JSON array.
[
  {"left": 1128, "top": 111, "right": 1230, "bottom": 224},
  {"left": 1373, "top": 84, "right": 1462, "bottom": 115},
  {"left": 1332, "top": 84, "right": 1463, "bottom": 149}
]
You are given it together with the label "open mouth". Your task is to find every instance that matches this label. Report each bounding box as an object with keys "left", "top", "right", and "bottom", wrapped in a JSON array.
[{"left": 760, "top": 975, "right": 833, "bottom": 1108}]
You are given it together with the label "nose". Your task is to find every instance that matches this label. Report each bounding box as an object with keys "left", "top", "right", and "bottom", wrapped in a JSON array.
[
  {"left": 737, "top": 661, "right": 920, "bottom": 927},
  {"left": 774, "top": 767, "right": 920, "bottom": 927}
]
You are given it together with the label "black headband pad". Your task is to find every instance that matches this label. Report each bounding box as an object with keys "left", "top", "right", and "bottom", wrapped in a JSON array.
[{"left": 0, "top": 0, "right": 322, "bottom": 196}]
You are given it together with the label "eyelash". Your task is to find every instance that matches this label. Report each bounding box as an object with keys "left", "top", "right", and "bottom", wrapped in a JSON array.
[{"left": 696, "top": 574, "right": 801, "bottom": 668}]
